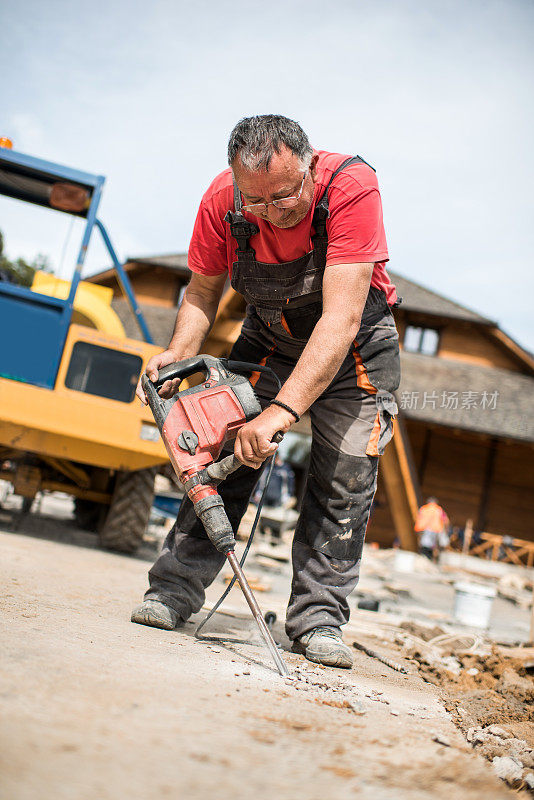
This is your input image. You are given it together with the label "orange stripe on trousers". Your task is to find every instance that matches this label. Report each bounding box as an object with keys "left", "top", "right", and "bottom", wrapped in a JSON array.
[
  {"left": 366, "top": 410, "right": 381, "bottom": 456},
  {"left": 352, "top": 341, "right": 377, "bottom": 395},
  {"left": 250, "top": 345, "right": 276, "bottom": 388},
  {"left": 280, "top": 313, "right": 292, "bottom": 336}
]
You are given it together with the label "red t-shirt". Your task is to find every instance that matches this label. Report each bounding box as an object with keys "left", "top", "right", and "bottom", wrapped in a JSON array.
[{"left": 188, "top": 150, "right": 397, "bottom": 305}]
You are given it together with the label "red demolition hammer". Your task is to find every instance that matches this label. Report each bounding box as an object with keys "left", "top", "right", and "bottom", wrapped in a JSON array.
[{"left": 142, "top": 355, "right": 289, "bottom": 677}]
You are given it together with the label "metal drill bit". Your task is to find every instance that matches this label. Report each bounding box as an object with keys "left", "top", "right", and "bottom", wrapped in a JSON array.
[{"left": 226, "top": 550, "right": 289, "bottom": 677}]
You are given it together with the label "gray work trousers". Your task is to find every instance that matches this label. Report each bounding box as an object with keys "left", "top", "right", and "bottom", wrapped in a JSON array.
[{"left": 144, "top": 290, "right": 400, "bottom": 640}]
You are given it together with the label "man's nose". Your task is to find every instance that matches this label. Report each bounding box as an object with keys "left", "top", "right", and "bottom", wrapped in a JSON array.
[{"left": 266, "top": 204, "right": 286, "bottom": 222}]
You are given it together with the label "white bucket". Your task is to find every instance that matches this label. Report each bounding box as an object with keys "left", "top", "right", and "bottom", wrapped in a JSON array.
[
  {"left": 453, "top": 582, "right": 496, "bottom": 628},
  {"left": 394, "top": 550, "right": 416, "bottom": 573}
]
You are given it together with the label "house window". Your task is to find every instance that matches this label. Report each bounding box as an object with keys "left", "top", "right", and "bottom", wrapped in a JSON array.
[{"left": 404, "top": 325, "right": 439, "bottom": 356}]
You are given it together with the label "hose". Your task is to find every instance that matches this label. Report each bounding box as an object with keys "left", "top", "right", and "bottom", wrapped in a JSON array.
[{"left": 194, "top": 364, "right": 283, "bottom": 646}]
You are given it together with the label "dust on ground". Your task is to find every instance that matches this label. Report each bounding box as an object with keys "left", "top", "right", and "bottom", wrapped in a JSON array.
[{"left": 1, "top": 492, "right": 533, "bottom": 799}]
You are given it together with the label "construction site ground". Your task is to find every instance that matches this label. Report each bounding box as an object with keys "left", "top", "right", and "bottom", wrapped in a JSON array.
[{"left": 1, "top": 491, "right": 533, "bottom": 800}]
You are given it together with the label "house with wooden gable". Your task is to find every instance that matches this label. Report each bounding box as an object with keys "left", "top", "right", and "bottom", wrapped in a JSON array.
[
  {"left": 87, "top": 256, "right": 534, "bottom": 556},
  {"left": 371, "top": 272, "right": 534, "bottom": 556}
]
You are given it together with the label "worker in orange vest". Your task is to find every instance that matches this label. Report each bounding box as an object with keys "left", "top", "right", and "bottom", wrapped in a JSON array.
[{"left": 414, "top": 497, "right": 449, "bottom": 560}]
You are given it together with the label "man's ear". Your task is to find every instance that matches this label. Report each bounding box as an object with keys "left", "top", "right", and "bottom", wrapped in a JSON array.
[{"left": 310, "top": 153, "right": 319, "bottom": 182}]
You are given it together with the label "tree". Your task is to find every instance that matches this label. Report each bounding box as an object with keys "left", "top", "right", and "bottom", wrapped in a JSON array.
[{"left": 0, "top": 230, "right": 52, "bottom": 286}]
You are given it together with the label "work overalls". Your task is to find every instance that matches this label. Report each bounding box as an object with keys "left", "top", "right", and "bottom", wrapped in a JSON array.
[{"left": 145, "top": 157, "right": 401, "bottom": 640}]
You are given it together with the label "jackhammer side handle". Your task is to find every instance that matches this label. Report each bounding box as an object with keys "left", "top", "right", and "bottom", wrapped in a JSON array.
[
  {"left": 204, "top": 454, "right": 242, "bottom": 483},
  {"left": 203, "top": 432, "right": 284, "bottom": 484}
]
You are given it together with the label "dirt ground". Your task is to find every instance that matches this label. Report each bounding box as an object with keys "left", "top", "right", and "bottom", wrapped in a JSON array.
[
  {"left": 0, "top": 495, "right": 531, "bottom": 800},
  {"left": 408, "top": 631, "right": 534, "bottom": 775}
]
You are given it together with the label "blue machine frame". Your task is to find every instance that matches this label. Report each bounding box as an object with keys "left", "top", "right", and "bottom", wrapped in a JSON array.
[{"left": 0, "top": 148, "right": 153, "bottom": 389}]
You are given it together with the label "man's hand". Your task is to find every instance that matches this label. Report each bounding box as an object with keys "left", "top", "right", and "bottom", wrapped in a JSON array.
[
  {"left": 234, "top": 405, "right": 294, "bottom": 468},
  {"left": 136, "top": 272, "right": 228, "bottom": 404},
  {"left": 136, "top": 349, "right": 182, "bottom": 404}
]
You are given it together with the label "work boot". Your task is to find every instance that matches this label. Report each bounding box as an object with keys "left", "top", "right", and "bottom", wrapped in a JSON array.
[
  {"left": 292, "top": 626, "right": 353, "bottom": 669},
  {"left": 131, "top": 600, "right": 182, "bottom": 631}
]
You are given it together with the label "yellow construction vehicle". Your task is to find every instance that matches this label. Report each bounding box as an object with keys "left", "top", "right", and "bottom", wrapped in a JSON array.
[{"left": 0, "top": 144, "right": 169, "bottom": 552}]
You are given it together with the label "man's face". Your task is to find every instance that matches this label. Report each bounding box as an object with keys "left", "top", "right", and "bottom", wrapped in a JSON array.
[{"left": 232, "top": 145, "right": 318, "bottom": 229}]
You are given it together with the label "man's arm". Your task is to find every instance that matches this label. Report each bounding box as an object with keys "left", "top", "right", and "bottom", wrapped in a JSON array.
[
  {"left": 234, "top": 263, "right": 374, "bottom": 467},
  {"left": 136, "top": 271, "right": 227, "bottom": 403}
]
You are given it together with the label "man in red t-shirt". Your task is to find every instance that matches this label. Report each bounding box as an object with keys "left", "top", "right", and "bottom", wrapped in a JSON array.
[{"left": 132, "top": 115, "right": 400, "bottom": 669}]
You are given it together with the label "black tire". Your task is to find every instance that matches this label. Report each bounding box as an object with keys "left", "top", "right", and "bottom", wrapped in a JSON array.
[
  {"left": 99, "top": 467, "right": 157, "bottom": 554},
  {"left": 74, "top": 497, "right": 107, "bottom": 531}
]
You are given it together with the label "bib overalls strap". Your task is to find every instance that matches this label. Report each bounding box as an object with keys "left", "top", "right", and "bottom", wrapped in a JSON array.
[{"left": 224, "top": 157, "right": 374, "bottom": 343}]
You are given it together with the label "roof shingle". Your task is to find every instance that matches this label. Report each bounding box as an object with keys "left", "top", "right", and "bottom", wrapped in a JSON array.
[
  {"left": 398, "top": 351, "right": 534, "bottom": 442},
  {"left": 112, "top": 299, "right": 177, "bottom": 348}
]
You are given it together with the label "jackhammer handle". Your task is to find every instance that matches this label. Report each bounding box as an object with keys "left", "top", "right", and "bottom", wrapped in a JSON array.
[
  {"left": 141, "top": 373, "right": 169, "bottom": 423},
  {"left": 152, "top": 355, "right": 223, "bottom": 391},
  {"left": 205, "top": 432, "right": 284, "bottom": 483}
]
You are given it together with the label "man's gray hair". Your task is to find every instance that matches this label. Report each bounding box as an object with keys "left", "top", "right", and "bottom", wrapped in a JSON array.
[{"left": 228, "top": 115, "right": 313, "bottom": 172}]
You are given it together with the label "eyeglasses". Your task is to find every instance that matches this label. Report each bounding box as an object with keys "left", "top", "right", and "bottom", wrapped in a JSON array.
[{"left": 241, "top": 172, "right": 307, "bottom": 214}]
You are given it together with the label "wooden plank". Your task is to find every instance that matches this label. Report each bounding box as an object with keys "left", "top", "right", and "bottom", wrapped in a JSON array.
[
  {"left": 468, "top": 531, "right": 534, "bottom": 565},
  {"left": 380, "top": 418, "right": 420, "bottom": 551},
  {"left": 487, "top": 326, "right": 534, "bottom": 375},
  {"left": 502, "top": 547, "right": 525, "bottom": 567},
  {"left": 469, "top": 541, "right": 493, "bottom": 556}
]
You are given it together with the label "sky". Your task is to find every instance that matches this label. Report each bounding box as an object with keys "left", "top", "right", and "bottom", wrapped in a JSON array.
[{"left": 1, "top": 0, "right": 533, "bottom": 350}]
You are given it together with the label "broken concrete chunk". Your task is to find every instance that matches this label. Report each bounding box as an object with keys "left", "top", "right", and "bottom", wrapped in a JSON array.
[
  {"left": 486, "top": 725, "right": 512, "bottom": 740},
  {"left": 466, "top": 727, "right": 481, "bottom": 743},
  {"left": 441, "top": 656, "right": 462, "bottom": 675},
  {"left": 491, "top": 756, "right": 523, "bottom": 785},
  {"left": 507, "top": 740, "right": 534, "bottom": 770}
]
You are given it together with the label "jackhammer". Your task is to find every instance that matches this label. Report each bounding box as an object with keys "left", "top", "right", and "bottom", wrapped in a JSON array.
[{"left": 142, "top": 355, "right": 290, "bottom": 677}]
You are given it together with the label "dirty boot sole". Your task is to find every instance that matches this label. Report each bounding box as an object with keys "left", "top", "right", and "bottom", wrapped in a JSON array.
[
  {"left": 131, "top": 601, "right": 181, "bottom": 631},
  {"left": 291, "top": 639, "right": 354, "bottom": 669}
]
